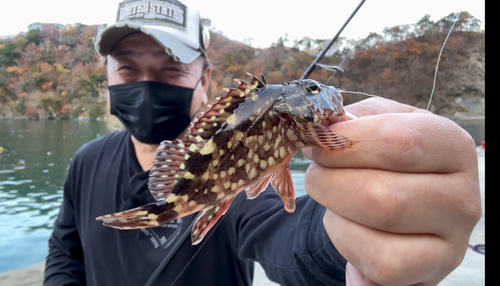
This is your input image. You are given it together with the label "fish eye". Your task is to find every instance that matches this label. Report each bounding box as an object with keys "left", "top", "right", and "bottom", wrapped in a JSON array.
[{"left": 305, "top": 80, "right": 321, "bottom": 94}]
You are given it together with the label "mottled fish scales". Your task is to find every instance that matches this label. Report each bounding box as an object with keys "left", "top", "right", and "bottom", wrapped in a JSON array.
[{"left": 96, "top": 73, "right": 357, "bottom": 245}]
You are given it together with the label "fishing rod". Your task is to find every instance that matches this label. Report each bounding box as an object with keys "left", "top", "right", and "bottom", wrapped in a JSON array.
[{"left": 300, "top": 0, "right": 366, "bottom": 80}]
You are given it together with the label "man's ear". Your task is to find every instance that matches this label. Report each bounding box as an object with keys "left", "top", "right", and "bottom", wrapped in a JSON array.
[{"left": 201, "top": 66, "right": 212, "bottom": 93}]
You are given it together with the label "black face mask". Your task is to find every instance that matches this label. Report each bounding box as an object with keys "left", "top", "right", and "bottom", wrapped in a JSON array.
[{"left": 108, "top": 80, "right": 201, "bottom": 144}]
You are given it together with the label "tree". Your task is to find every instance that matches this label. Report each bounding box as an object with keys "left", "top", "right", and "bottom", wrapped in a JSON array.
[
  {"left": 25, "top": 29, "right": 41, "bottom": 45},
  {"left": 415, "top": 14, "right": 435, "bottom": 37},
  {"left": 40, "top": 25, "right": 61, "bottom": 45}
]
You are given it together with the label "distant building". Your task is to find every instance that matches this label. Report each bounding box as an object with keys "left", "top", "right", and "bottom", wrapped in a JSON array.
[{"left": 27, "top": 23, "right": 64, "bottom": 31}]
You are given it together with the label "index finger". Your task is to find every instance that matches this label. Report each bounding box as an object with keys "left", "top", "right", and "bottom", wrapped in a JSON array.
[{"left": 342, "top": 97, "right": 420, "bottom": 117}]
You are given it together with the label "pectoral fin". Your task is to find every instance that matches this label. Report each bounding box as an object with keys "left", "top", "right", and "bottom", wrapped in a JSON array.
[
  {"left": 271, "top": 166, "right": 296, "bottom": 213},
  {"left": 191, "top": 199, "right": 234, "bottom": 245},
  {"left": 299, "top": 123, "right": 357, "bottom": 151}
]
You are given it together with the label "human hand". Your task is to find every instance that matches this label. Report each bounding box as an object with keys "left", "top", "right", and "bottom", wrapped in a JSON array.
[{"left": 303, "top": 97, "right": 482, "bottom": 285}]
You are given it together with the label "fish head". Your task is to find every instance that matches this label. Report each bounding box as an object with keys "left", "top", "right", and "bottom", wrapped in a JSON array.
[{"left": 273, "top": 79, "right": 345, "bottom": 127}]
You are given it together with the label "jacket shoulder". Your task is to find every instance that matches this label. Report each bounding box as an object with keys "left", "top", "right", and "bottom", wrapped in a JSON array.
[{"left": 73, "top": 129, "right": 128, "bottom": 161}]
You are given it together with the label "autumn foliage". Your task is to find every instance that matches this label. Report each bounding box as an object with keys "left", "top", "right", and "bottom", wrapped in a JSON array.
[{"left": 0, "top": 12, "right": 484, "bottom": 119}]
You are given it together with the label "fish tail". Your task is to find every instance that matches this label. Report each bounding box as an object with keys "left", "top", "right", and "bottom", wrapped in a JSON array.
[{"left": 96, "top": 201, "right": 178, "bottom": 229}]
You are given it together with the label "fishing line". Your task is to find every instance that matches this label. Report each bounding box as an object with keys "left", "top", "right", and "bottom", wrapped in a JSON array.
[
  {"left": 426, "top": 11, "right": 461, "bottom": 110},
  {"left": 318, "top": 12, "right": 462, "bottom": 111}
]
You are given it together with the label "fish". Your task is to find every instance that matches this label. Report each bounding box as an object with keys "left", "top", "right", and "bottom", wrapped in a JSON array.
[{"left": 96, "top": 73, "right": 357, "bottom": 245}]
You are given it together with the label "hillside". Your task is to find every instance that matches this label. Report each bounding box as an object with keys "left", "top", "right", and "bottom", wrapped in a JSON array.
[{"left": 0, "top": 12, "right": 484, "bottom": 120}]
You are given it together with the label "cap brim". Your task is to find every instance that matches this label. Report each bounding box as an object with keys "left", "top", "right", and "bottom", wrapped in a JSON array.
[{"left": 95, "top": 21, "right": 201, "bottom": 64}]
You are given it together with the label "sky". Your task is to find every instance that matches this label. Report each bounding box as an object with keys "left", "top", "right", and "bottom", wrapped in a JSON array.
[{"left": 0, "top": 0, "right": 485, "bottom": 48}]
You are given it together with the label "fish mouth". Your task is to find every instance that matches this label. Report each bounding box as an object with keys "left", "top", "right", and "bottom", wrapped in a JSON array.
[{"left": 308, "top": 105, "right": 351, "bottom": 126}]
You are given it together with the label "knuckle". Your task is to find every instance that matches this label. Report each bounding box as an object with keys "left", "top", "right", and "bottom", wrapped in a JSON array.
[
  {"left": 364, "top": 243, "right": 404, "bottom": 285},
  {"left": 360, "top": 175, "right": 402, "bottom": 229},
  {"left": 381, "top": 120, "right": 423, "bottom": 168}
]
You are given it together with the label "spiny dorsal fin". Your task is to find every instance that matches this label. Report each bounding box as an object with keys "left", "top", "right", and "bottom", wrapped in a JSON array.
[
  {"left": 148, "top": 73, "right": 267, "bottom": 201},
  {"left": 190, "top": 72, "right": 267, "bottom": 141}
]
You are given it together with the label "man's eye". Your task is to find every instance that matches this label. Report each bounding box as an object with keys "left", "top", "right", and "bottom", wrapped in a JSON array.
[
  {"left": 162, "top": 67, "right": 181, "bottom": 73},
  {"left": 118, "top": 65, "right": 135, "bottom": 71}
]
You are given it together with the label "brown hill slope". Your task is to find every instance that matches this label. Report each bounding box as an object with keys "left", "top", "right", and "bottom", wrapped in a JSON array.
[{"left": 0, "top": 12, "right": 484, "bottom": 119}]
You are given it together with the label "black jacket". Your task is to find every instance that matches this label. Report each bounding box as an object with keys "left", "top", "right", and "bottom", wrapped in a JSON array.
[{"left": 44, "top": 130, "right": 347, "bottom": 286}]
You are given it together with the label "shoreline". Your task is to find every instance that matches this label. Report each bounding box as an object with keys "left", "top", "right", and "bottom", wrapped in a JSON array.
[
  {"left": 0, "top": 115, "right": 485, "bottom": 122},
  {"left": 0, "top": 116, "right": 105, "bottom": 121}
]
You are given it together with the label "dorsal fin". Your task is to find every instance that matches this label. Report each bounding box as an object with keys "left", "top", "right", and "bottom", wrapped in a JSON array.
[
  {"left": 148, "top": 73, "right": 266, "bottom": 201},
  {"left": 190, "top": 73, "right": 267, "bottom": 141}
]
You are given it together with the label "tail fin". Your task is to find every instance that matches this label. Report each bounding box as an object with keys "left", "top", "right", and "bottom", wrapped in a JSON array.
[{"left": 96, "top": 202, "right": 178, "bottom": 229}]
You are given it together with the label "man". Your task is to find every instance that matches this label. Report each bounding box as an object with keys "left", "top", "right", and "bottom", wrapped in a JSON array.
[{"left": 44, "top": 0, "right": 482, "bottom": 285}]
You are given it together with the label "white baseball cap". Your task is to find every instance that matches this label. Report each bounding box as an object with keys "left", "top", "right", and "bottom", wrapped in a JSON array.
[{"left": 94, "top": 0, "right": 210, "bottom": 64}]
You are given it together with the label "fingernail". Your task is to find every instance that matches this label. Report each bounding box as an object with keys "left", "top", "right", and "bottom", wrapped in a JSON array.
[
  {"left": 302, "top": 147, "right": 312, "bottom": 160},
  {"left": 346, "top": 263, "right": 365, "bottom": 286}
]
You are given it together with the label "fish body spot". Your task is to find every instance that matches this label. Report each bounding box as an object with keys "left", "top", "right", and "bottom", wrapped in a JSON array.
[
  {"left": 236, "top": 131, "right": 245, "bottom": 141},
  {"left": 237, "top": 159, "right": 245, "bottom": 167},
  {"left": 268, "top": 156, "right": 275, "bottom": 167},
  {"left": 184, "top": 172, "right": 195, "bottom": 179},
  {"left": 200, "top": 140, "right": 215, "bottom": 155},
  {"left": 260, "top": 160, "right": 267, "bottom": 169},
  {"left": 202, "top": 172, "right": 210, "bottom": 180},
  {"left": 220, "top": 171, "right": 227, "bottom": 178},
  {"left": 286, "top": 129, "right": 298, "bottom": 141},
  {"left": 212, "top": 159, "right": 219, "bottom": 167},
  {"left": 228, "top": 167, "right": 236, "bottom": 175},
  {"left": 165, "top": 195, "right": 179, "bottom": 203},
  {"left": 263, "top": 143, "right": 271, "bottom": 151},
  {"left": 253, "top": 154, "right": 260, "bottom": 163},
  {"left": 274, "top": 135, "right": 282, "bottom": 149},
  {"left": 279, "top": 146, "right": 287, "bottom": 158},
  {"left": 249, "top": 167, "right": 258, "bottom": 179}
]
